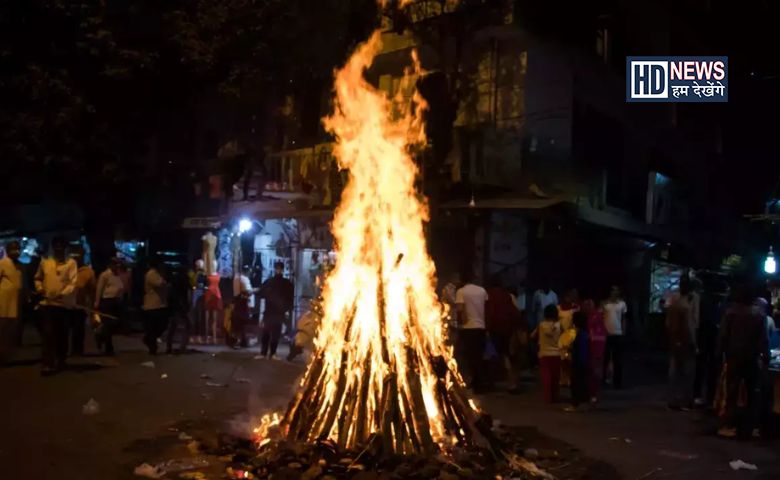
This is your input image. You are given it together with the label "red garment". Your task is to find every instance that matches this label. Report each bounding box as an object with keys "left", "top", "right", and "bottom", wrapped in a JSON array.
[
  {"left": 485, "top": 287, "right": 519, "bottom": 334},
  {"left": 540, "top": 356, "right": 561, "bottom": 403},
  {"left": 204, "top": 274, "right": 223, "bottom": 311},
  {"left": 588, "top": 309, "right": 607, "bottom": 397}
]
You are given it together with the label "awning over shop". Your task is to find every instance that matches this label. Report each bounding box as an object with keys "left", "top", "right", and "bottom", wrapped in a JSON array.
[
  {"left": 568, "top": 203, "right": 692, "bottom": 248},
  {"left": 440, "top": 194, "right": 693, "bottom": 249},
  {"left": 229, "top": 195, "right": 333, "bottom": 221},
  {"left": 439, "top": 196, "right": 567, "bottom": 210},
  {"left": 181, "top": 217, "right": 223, "bottom": 229}
]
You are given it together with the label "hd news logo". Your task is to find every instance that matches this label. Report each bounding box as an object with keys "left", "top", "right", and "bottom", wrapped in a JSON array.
[{"left": 626, "top": 56, "right": 728, "bottom": 103}]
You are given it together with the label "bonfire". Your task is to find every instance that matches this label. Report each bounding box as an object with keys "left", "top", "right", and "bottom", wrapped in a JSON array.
[{"left": 253, "top": 4, "right": 546, "bottom": 477}]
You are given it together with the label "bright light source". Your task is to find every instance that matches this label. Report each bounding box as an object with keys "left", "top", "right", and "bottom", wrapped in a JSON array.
[
  {"left": 238, "top": 218, "right": 253, "bottom": 234},
  {"left": 764, "top": 247, "right": 776, "bottom": 274}
]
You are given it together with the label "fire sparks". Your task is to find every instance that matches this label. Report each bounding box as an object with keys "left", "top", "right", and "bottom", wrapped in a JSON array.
[
  {"left": 252, "top": 412, "right": 283, "bottom": 447},
  {"left": 256, "top": 0, "right": 484, "bottom": 455}
]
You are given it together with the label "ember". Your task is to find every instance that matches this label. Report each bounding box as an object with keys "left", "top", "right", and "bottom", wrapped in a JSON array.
[{"left": 206, "top": 425, "right": 621, "bottom": 480}]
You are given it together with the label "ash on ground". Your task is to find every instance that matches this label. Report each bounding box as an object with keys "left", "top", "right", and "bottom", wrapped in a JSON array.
[{"left": 193, "top": 425, "right": 618, "bottom": 480}]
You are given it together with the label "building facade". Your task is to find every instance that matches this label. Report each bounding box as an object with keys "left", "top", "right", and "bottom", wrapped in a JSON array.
[{"left": 254, "top": 0, "right": 732, "bottom": 337}]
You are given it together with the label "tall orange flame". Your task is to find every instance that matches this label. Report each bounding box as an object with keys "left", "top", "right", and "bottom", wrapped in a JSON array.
[
  {"left": 314, "top": 29, "right": 452, "bottom": 445},
  {"left": 259, "top": 0, "right": 482, "bottom": 455}
]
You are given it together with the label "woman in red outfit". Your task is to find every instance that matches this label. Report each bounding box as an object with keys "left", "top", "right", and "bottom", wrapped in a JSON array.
[
  {"left": 203, "top": 272, "right": 222, "bottom": 343},
  {"left": 583, "top": 299, "right": 607, "bottom": 403}
]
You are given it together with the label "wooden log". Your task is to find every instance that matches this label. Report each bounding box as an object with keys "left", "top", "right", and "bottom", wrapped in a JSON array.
[
  {"left": 290, "top": 379, "right": 324, "bottom": 441},
  {"left": 446, "top": 395, "right": 470, "bottom": 443},
  {"left": 337, "top": 382, "right": 358, "bottom": 446},
  {"left": 315, "top": 362, "right": 348, "bottom": 440},
  {"left": 301, "top": 368, "right": 331, "bottom": 437},
  {"left": 287, "top": 359, "right": 328, "bottom": 439},
  {"left": 399, "top": 388, "right": 422, "bottom": 453},
  {"left": 353, "top": 358, "right": 373, "bottom": 445},
  {"left": 434, "top": 380, "right": 459, "bottom": 436},
  {"left": 380, "top": 374, "right": 398, "bottom": 452},
  {"left": 285, "top": 352, "right": 326, "bottom": 438},
  {"left": 448, "top": 382, "right": 499, "bottom": 450},
  {"left": 313, "top": 302, "right": 358, "bottom": 440},
  {"left": 393, "top": 391, "right": 405, "bottom": 454},
  {"left": 405, "top": 349, "right": 436, "bottom": 454},
  {"left": 376, "top": 263, "right": 390, "bottom": 364}
]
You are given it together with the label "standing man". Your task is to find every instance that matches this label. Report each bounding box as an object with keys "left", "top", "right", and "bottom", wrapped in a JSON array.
[
  {"left": 166, "top": 264, "right": 193, "bottom": 354},
  {"left": 231, "top": 265, "right": 257, "bottom": 349},
  {"left": 71, "top": 246, "right": 95, "bottom": 356},
  {"left": 666, "top": 280, "right": 697, "bottom": 410},
  {"left": 717, "top": 284, "right": 768, "bottom": 438},
  {"left": 258, "top": 261, "right": 293, "bottom": 359},
  {"left": 34, "top": 237, "right": 78, "bottom": 375},
  {"left": 455, "top": 271, "right": 489, "bottom": 393},
  {"left": 142, "top": 258, "right": 169, "bottom": 355},
  {"left": 0, "top": 241, "right": 23, "bottom": 363},
  {"left": 693, "top": 287, "right": 723, "bottom": 407},
  {"left": 485, "top": 276, "right": 521, "bottom": 391},
  {"left": 602, "top": 286, "right": 627, "bottom": 389},
  {"left": 94, "top": 257, "right": 124, "bottom": 356}
]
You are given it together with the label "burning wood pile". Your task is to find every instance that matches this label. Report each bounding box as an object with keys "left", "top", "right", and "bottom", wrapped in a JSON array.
[
  {"left": 249, "top": 2, "right": 553, "bottom": 478},
  {"left": 210, "top": 427, "right": 567, "bottom": 480},
  {"left": 250, "top": 21, "right": 489, "bottom": 455}
]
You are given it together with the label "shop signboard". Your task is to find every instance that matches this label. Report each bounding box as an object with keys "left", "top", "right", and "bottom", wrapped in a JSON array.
[{"left": 181, "top": 217, "right": 222, "bottom": 229}]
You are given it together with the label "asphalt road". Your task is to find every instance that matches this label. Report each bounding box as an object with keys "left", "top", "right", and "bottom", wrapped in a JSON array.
[{"left": 1, "top": 336, "right": 779, "bottom": 479}]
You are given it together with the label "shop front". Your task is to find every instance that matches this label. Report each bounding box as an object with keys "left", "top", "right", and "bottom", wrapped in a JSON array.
[{"left": 225, "top": 199, "right": 334, "bottom": 331}]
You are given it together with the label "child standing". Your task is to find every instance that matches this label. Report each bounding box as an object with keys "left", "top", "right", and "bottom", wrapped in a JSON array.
[
  {"left": 535, "top": 304, "right": 562, "bottom": 403},
  {"left": 566, "top": 311, "right": 591, "bottom": 411}
]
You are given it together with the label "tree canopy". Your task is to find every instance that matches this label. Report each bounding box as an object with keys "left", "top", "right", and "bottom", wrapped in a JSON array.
[{"left": 0, "top": 0, "right": 377, "bottom": 205}]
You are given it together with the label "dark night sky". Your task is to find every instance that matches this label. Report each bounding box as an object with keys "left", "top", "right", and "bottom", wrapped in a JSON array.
[{"left": 714, "top": 0, "right": 780, "bottom": 215}]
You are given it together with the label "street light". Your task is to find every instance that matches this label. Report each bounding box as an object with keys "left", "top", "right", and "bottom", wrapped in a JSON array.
[
  {"left": 764, "top": 246, "right": 776, "bottom": 274},
  {"left": 238, "top": 218, "right": 253, "bottom": 234}
]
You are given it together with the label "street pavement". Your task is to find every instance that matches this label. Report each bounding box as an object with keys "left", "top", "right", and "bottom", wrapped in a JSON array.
[{"left": 1, "top": 336, "right": 779, "bottom": 479}]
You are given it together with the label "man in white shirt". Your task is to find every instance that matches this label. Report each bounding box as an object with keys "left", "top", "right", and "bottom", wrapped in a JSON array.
[
  {"left": 602, "top": 286, "right": 628, "bottom": 388},
  {"left": 142, "top": 259, "right": 169, "bottom": 355},
  {"left": 455, "top": 272, "right": 489, "bottom": 392},
  {"left": 34, "top": 237, "right": 78, "bottom": 375},
  {"left": 231, "top": 266, "right": 256, "bottom": 348},
  {"left": 233, "top": 267, "right": 256, "bottom": 311}
]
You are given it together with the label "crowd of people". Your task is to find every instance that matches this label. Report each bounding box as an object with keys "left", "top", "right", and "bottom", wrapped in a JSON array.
[
  {"left": 0, "top": 238, "right": 299, "bottom": 375},
  {"left": 2, "top": 237, "right": 778, "bottom": 439},
  {"left": 443, "top": 270, "right": 778, "bottom": 439},
  {"left": 443, "top": 273, "right": 625, "bottom": 404},
  {"left": 665, "top": 278, "right": 778, "bottom": 439}
]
